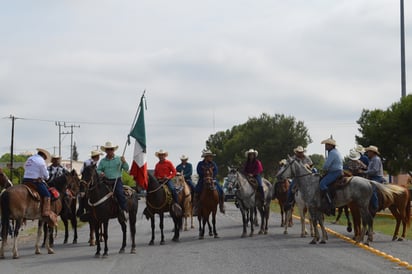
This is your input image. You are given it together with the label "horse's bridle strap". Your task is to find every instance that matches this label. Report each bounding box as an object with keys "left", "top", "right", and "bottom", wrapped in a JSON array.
[{"left": 88, "top": 191, "right": 113, "bottom": 207}]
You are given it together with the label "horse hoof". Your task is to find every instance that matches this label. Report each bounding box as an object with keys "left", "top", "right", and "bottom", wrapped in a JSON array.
[
  {"left": 191, "top": 225, "right": 195, "bottom": 229},
  {"left": 160, "top": 241, "right": 165, "bottom": 245},
  {"left": 63, "top": 240, "right": 68, "bottom": 244},
  {"left": 35, "top": 250, "right": 41, "bottom": 255},
  {"left": 258, "top": 230, "right": 263, "bottom": 235},
  {"left": 397, "top": 237, "right": 404, "bottom": 242},
  {"left": 214, "top": 235, "right": 219, "bottom": 238},
  {"left": 249, "top": 233, "right": 254, "bottom": 237},
  {"left": 320, "top": 240, "right": 326, "bottom": 244},
  {"left": 199, "top": 236, "right": 204, "bottom": 240},
  {"left": 13, "top": 255, "right": 19, "bottom": 259},
  {"left": 309, "top": 240, "right": 316, "bottom": 244},
  {"left": 72, "top": 240, "right": 77, "bottom": 244},
  {"left": 172, "top": 238, "right": 179, "bottom": 242},
  {"left": 102, "top": 253, "right": 108, "bottom": 258},
  {"left": 131, "top": 248, "right": 136, "bottom": 254},
  {"left": 264, "top": 231, "right": 268, "bottom": 235},
  {"left": 209, "top": 232, "right": 213, "bottom": 237},
  {"left": 41, "top": 244, "right": 45, "bottom": 248},
  {"left": 300, "top": 234, "right": 306, "bottom": 238},
  {"left": 149, "top": 241, "right": 154, "bottom": 246},
  {"left": 241, "top": 233, "right": 247, "bottom": 238},
  {"left": 48, "top": 249, "right": 55, "bottom": 254},
  {"left": 184, "top": 228, "right": 188, "bottom": 231},
  {"left": 119, "top": 249, "right": 125, "bottom": 254}
]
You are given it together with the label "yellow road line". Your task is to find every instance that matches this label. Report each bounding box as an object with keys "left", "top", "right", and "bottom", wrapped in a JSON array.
[{"left": 292, "top": 214, "right": 412, "bottom": 271}]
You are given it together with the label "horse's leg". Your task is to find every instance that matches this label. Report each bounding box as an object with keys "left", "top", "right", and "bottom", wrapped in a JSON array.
[
  {"left": 318, "top": 213, "right": 328, "bottom": 244},
  {"left": 207, "top": 218, "right": 213, "bottom": 237},
  {"left": 129, "top": 206, "right": 137, "bottom": 254},
  {"left": 41, "top": 222, "right": 47, "bottom": 248},
  {"left": 344, "top": 206, "right": 352, "bottom": 233},
  {"left": 389, "top": 206, "right": 401, "bottom": 241},
  {"left": 264, "top": 205, "right": 270, "bottom": 234},
  {"left": 94, "top": 220, "right": 101, "bottom": 257},
  {"left": 280, "top": 205, "right": 285, "bottom": 227},
  {"left": 118, "top": 219, "right": 127, "bottom": 254},
  {"left": 159, "top": 213, "right": 165, "bottom": 245},
  {"left": 102, "top": 221, "right": 109, "bottom": 257},
  {"left": 212, "top": 210, "right": 218, "bottom": 238},
  {"left": 253, "top": 207, "right": 258, "bottom": 227},
  {"left": 283, "top": 209, "right": 291, "bottom": 235},
  {"left": 359, "top": 207, "right": 373, "bottom": 245},
  {"left": 241, "top": 210, "right": 248, "bottom": 238},
  {"left": 191, "top": 207, "right": 195, "bottom": 229},
  {"left": 46, "top": 224, "right": 55, "bottom": 254},
  {"left": 183, "top": 216, "right": 188, "bottom": 231},
  {"left": 299, "top": 204, "right": 307, "bottom": 237},
  {"left": 35, "top": 220, "right": 43, "bottom": 255},
  {"left": 308, "top": 209, "right": 319, "bottom": 244},
  {"left": 62, "top": 216, "right": 69, "bottom": 244},
  {"left": 149, "top": 216, "right": 155, "bottom": 245},
  {"left": 71, "top": 202, "right": 78, "bottom": 244},
  {"left": 249, "top": 208, "right": 255, "bottom": 237},
  {"left": 198, "top": 214, "right": 204, "bottom": 239},
  {"left": 258, "top": 207, "right": 265, "bottom": 235},
  {"left": 89, "top": 221, "right": 96, "bottom": 246},
  {"left": 172, "top": 215, "right": 180, "bottom": 242}
]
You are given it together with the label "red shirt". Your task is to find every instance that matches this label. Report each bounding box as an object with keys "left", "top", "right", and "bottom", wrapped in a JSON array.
[{"left": 154, "top": 159, "right": 176, "bottom": 179}]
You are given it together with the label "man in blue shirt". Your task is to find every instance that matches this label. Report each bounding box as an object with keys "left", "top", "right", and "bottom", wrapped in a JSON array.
[
  {"left": 176, "top": 155, "right": 195, "bottom": 193},
  {"left": 319, "top": 138, "right": 343, "bottom": 216}
]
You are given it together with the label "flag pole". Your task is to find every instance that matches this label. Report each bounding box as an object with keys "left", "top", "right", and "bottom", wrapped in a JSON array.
[{"left": 121, "top": 90, "right": 146, "bottom": 157}]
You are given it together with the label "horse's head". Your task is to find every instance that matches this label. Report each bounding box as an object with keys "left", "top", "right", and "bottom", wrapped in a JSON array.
[
  {"left": 0, "top": 168, "right": 13, "bottom": 189},
  {"left": 276, "top": 156, "right": 295, "bottom": 181},
  {"left": 81, "top": 164, "right": 99, "bottom": 187},
  {"left": 66, "top": 169, "right": 81, "bottom": 195},
  {"left": 226, "top": 167, "right": 240, "bottom": 190},
  {"left": 202, "top": 166, "right": 215, "bottom": 189}
]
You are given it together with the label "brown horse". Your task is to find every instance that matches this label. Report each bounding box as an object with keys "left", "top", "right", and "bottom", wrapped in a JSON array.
[
  {"left": 198, "top": 166, "right": 219, "bottom": 239},
  {"left": 274, "top": 178, "right": 293, "bottom": 227},
  {"left": 0, "top": 171, "right": 79, "bottom": 259},
  {"left": 351, "top": 184, "right": 410, "bottom": 241},
  {"left": 174, "top": 173, "right": 193, "bottom": 231},
  {"left": 143, "top": 173, "right": 183, "bottom": 245},
  {"left": 0, "top": 168, "right": 13, "bottom": 190}
]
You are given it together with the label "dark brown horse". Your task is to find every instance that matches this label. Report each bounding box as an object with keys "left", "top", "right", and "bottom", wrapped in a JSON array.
[
  {"left": 143, "top": 173, "right": 183, "bottom": 245},
  {"left": 274, "top": 178, "right": 293, "bottom": 227},
  {"left": 198, "top": 166, "right": 219, "bottom": 239},
  {"left": 82, "top": 164, "right": 138, "bottom": 257},
  {"left": 351, "top": 184, "right": 410, "bottom": 241},
  {"left": 0, "top": 171, "right": 78, "bottom": 259}
]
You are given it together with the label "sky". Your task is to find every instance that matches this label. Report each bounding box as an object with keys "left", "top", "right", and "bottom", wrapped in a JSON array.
[{"left": 0, "top": 1, "right": 411, "bottom": 173}]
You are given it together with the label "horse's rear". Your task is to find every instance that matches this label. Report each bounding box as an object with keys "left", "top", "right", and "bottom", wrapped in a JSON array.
[
  {"left": 275, "top": 179, "right": 291, "bottom": 227},
  {"left": 198, "top": 180, "right": 219, "bottom": 239},
  {"left": 175, "top": 174, "right": 193, "bottom": 231},
  {"left": 255, "top": 178, "right": 272, "bottom": 235}
]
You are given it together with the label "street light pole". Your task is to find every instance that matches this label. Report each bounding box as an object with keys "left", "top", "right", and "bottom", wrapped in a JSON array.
[{"left": 400, "top": 0, "right": 407, "bottom": 98}]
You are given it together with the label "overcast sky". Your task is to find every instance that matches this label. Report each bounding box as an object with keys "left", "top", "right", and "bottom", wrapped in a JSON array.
[{"left": 0, "top": 1, "right": 411, "bottom": 172}]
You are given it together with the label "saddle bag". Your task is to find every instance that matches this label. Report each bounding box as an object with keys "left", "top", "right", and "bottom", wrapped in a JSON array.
[{"left": 49, "top": 187, "right": 60, "bottom": 201}]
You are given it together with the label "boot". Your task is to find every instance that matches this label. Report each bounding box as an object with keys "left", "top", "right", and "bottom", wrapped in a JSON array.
[
  {"left": 321, "top": 189, "right": 335, "bottom": 216},
  {"left": 219, "top": 194, "right": 225, "bottom": 214}
]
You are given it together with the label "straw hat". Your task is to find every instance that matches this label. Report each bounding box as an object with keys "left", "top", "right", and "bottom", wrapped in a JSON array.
[
  {"left": 155, "top": 149, "right": 168, "bottom": 157},
  {"left": 180, "top": 155, "right": 189, "bottom": 161},
  {"left": 365, "top": 145, "right": 380, "bottom": 155},
  {"left": 279, "top": 159, "right": 287, "bottom": 166},
  {"left": 355, "top": 144, "right": 365, "bottom": 153},
  {"left": 51, "top": 154, "right": 61, "bottom": 159},
  {"left": 245, "top": 148, "right": 258, "bottom": 157},
  {"left": 348, "top": 149, "right": 361, "bottom": 160},
  {"left": 36, "top": 148, "right": 51, "bottom": 163},
  {"left": 293, "top": 146, "right": 305, "bottom": 153},
  {"left": 100, "top": 141, "right": 119, "bottom": 151},
  {"left": 91, "top": 150, "right": 103, "bottom": 157},
  {"left": 201, "top": 149, "right": 215, "bottom": 157},
  {"left": 321, "top": 138, "right": 337, "bottom": 146}
]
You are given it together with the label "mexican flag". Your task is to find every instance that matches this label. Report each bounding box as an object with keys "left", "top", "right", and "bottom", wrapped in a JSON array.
[{"left": 129, "top": 96, "right": 148, "bottom": 190}]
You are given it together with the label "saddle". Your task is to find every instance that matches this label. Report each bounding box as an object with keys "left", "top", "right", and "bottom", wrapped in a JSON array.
[
  {"left": 246, "top": 176, "right": 258, "bottom": 190},
  {"left": 22, "top": 182, "right": 41, "bottom": 201},
  {"left": 330, "top": 175, "right": 353, "bottom": 191}
]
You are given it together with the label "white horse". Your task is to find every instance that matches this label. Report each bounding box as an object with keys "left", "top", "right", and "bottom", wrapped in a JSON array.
[{"left": 283, "top": 190, "right": 314, "bottom": 238}]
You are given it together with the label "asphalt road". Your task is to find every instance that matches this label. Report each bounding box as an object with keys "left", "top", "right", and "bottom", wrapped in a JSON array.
[{"left": 1, "top": 201, "right": 411, "bottom": 274}]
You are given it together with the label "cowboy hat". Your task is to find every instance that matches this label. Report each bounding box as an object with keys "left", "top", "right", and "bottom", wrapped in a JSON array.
[
  {"left": 364, "top": 145, "right": 380, "bottom": 155},
  {"left": 91, "top": 150, "right": 103, "bottom": 157},
  {"left": 155, "top": 149, "right": 168, "bottom": 157},
  {"left": 355, "top": 144, "right": 365, "bottom": 153},
  {"left": 51, "top": 154, "right": 61, "bottom": 159},
  {"left": 293, "top": 146, "right": 305, "bottom": 153},
  {"left": 201, "top": 149, "right": 215, "bottom": 157},
  {"left": 180, "top": 154, "right": 189, "bottom": 161},
  {"left": 279, "top": 159, "right": 287, "bottom": 166},
  {"left": 36, "top": 148, "right": 51, "bottom": 163},
  {"left": 100, "top": 141, "right": 119, "bottom": 151},
  {"left": 321, "top": 137, "right": 337, "bottom": 146},
  {"left": 245, "top": 148, "right": 258, "bottom": 157},
  {"left": 348, "top": 149, "right": 361, "bottom": 160}
]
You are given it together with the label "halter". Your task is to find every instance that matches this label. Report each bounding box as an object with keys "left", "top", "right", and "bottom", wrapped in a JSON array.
[
  {"left": 227, "top": 170, "right": 256, "bottom": 198},
  {"left": 278, "top": 158, "right": 313, "bottom": 180}
]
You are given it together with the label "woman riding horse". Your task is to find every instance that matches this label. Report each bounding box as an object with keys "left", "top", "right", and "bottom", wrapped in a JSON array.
[{"left": 243, "top": 149, "right": 264, "bottom": 199}]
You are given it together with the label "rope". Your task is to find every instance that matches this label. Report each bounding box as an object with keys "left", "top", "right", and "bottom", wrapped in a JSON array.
[{"left": 88, "top": 191, "right": 114, "bottom": 207}]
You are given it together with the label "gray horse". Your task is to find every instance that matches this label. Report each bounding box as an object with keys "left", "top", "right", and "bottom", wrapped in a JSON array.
[
  {"left": 227, "top": 168, "right": 272, "bottom": 237},
  {"left": 276, "top": 157, "right": 400, "bottom": 245}
]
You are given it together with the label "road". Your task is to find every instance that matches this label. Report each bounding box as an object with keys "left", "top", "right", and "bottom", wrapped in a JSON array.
[{"left": 1, "top": 201, "right": 411, "bottom": 274}]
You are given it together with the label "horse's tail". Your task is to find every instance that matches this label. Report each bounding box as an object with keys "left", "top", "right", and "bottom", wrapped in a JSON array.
[
  {"left": 1, "top": 191, "right": 10, "bottom": 239},
  {"left": 371, "top": 181, "right": 404, "bottom": 206},
  {"left": 404, "top": 187, "right": 411, "bottom": 227}
]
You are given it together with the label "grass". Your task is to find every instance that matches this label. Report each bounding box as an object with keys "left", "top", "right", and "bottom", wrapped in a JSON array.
[{"left": 270, "top": 200, "right": 412, "bottom": 240}]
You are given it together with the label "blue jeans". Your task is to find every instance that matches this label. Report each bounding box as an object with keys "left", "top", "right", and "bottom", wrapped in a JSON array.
[
  {"left": 286, "top": 180, "right": 295, "bottom": 200},
  {"left": 113, "top": 178, "right": 127, "bottom": 210},
  {"left": 319, "top": 170, "right": 342, "bottom": 191},
  {"left": 185, "top": 178, "right": 195, "bottom": 193},
  {"left": 255, "top": 175, "right": 263, "bottom": 194},
  {"left": 23, "top": 179, "right": 50, "bottom": 198},
  {"left": 166, "top": 179, "right": 178, "bottom": 203},
  {"left": 370, "top": 176, "right": 385, "bottom": 210},
  {"left": 195, "top": 180, "right": 223, "bottom": 198}
]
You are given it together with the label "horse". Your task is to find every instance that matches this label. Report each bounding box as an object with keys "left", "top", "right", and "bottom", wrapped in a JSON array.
[
  {"left": 198, "top": 166, "right": 219, "bottom": 239},
  {"left": 42, "top": 171, "right": 81, "bottom": 247},
  {"left": 332, "top": 205, "right": 353, "bottom": 233},
  {"left": 0, "top": 171, "right": 79, "bottom": 259},
  {"left": 283, "top": 189, "right": 314, "bottom": 238},
  {"left": 276, "top": 157, "right": 400, "bottom": 245},
  {"left": 274, "top": 178, "right": 293, "bottom": 227},
  {"left": 143, "top": 173, "right": 183, "bottom": 245},
  {"left": 350, "top": 184, "right": 410, "bottom": 242},
  {"left": 81, "top": 164, "right": 138, "bottom": 257},
  {"left": 0, "top": 168, "right": 13, "bottom": 190},
  {"left": 174, "top": 173, "right": 193, "bottom": 231}
]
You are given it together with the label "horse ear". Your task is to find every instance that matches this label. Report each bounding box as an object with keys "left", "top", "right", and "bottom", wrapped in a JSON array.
[{"left": 287, "top": 155, "right": 293, "bottom": 161}]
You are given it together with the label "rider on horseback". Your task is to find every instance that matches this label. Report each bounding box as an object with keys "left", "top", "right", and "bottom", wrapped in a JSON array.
[
  {"left": 97, "top": 141, "right": 129, "bottom": 221},
  {"left": 319, "top": 138, "right": 343, "bottom": 216},
  {"left": 243, "top": 149, "right": 264, "bottom": 198},
  {"left": 176, "top": 155, "right": 195, "bottom": 193},
  {"left": 194, "top": 149, "right": 225, "bottom": 214},
  {"left": 154, "top": 149, "right": 178, "bottom": 204},
  {"left": 23, "top": 148, "right": 58, "bottom": 226},
  {"left": 284, "top": 146, "right": 313, "bottom": 211}
]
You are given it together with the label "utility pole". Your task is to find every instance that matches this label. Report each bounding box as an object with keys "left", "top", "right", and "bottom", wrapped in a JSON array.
[
  {"left": 62, "top": 123, "right": 80, "bottom": 170},
  {"left": 55, "top": 121, "right": 64, "bottom": 156},
  {"left": 400, "top": 0, "right": 407, "bottom": 98},
  {"left": 8, "top": 115, "right": 18, "bottom": 182}
]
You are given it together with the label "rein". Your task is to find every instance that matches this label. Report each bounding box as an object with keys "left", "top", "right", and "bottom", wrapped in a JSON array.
[
  {"left": 88, "top": 191, "right": 114, "bottom": 207},
  {"left": 147, "top": 179, "right": 168, "bottom": 194}
]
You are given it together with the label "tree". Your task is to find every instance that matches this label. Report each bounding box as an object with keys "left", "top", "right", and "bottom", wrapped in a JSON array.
[
  {"left": 72, "top": 142, "right": 79, "bottom": 161},
  {"left": 309, "top": 154, "right": 325, "bottom": 172},
  {"left": 356, "top": 94, "right": 412, "bottom": 175},
  {"left": 206, "top": 113, "right": 312, "bottom": 180}
]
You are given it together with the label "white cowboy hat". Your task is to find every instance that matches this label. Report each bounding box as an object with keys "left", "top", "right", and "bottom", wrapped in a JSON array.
[
  {"left": 279, "top": 159, "right": 287, "bottom": 166},
  {"left": 245, "top": 148, "right": 258, "bottom": 157},
  {"left": 201, "top": 149, "right": 215, "bottom": 157},
  {"left": 155, "top": 149, "right": 168, "bottom": 157},
  {"left": 91, "top": 150, "right": 103, "bottom": 157},
  {"left": 36, "top": 148, "right": 51, "bottom": 163},
  {"left": 364, "top": 145, "right": 380, "bottom": 155},
  {"left": 51, "top": 154, "right": 61, "bottom": 159},
  {"left": 100, "top": 141, "right": 119, "bottom": 151},
  {"left": 355, "top": 144, "right": 365, "bottom": 153},
  {"left": 293, "top": 146, "right": 305, "bottom": 153},
  {"left": 321, "top": 138, "right": 337, "bottom": 146},
  {"left": 348, "top": 149, "right": 361, "bottom": 160},
  {"left": 180, "top": 154, "right": 189, "bottom": 161}
]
